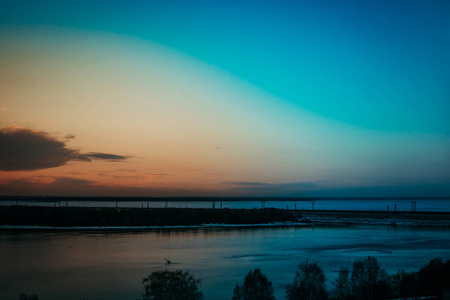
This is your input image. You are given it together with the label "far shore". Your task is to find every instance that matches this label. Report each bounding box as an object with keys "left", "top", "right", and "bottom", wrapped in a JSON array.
[{"left": 1, "top": 206, "right": 449, "bottom": 229}]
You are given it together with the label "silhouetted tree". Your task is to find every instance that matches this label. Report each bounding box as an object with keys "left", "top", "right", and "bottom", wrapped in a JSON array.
[
  {"left": 232, "top": 268, "right": 275, "bottom": 300},
  {"left": 331, "top": 267, "right": 351, "bottom": 300},
  {"left": 350, "top": 256, "right": 390, "bottom": 300},
  {"left": 286, "top": 260, "right": 328, "bottom": 300},
  {"left": 19, "top": 294, "right": 38, "bottom": 300},
  {"left": 417, "top": 258, "right": 450, "bottom": 298},
  {"left": 390, "top": 269, "right": 418, "bottom": 298},
  {"left": 141, "top": 270, "right": 203, "bottom": 300},
  {"left": 390, "top": 258, "right": 450, "bottom": 299}
]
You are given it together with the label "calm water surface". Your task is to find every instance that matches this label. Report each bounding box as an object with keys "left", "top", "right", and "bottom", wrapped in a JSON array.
[{"left": 1, "top": 226, "right": 450, "bottom": 300}]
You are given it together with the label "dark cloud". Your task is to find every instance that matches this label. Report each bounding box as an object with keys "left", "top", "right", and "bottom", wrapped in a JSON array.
[
  {"left": 64, "top": 134, "right": 75, "bottom": 140},
  {"left": 84, "top": 152, "right": 127, "bottom": 161},
  {"left": 0, "top": 126, "right": 80, "bottom": 171},
  {"left": 0, "top": 126, "right": 129, "bottom": 171}
]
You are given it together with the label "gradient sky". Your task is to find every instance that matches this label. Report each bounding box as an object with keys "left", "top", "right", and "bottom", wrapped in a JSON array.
[{"left": 0, "top": 0, "right": 449, "bottom": 196}]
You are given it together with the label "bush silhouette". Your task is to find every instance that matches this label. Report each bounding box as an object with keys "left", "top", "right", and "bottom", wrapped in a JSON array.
[
  {"left": 286, "top": 260, "right": 328, "bottom": 300},
  {"left": 232, "top": 268, "right": 275, "bottom": 300},
  {"left": 141, "top": 270, "right": 203, "bottom": 300}
]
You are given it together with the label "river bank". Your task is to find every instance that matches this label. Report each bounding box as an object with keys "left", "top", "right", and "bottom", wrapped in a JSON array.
[
  {"left": 0, "top": 206, "right": 298, "bottom": 227},
  {"left": 1, "top": 206, "right": 450, "bottom": 228}
]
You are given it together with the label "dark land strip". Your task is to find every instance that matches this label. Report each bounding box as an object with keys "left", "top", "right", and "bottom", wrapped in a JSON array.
[{"left": 1, "top": 206, "right": 450, "bottom": 228}]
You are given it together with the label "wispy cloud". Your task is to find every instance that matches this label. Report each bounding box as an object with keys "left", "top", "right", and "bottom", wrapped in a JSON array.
[
  {"left": 0, "top": 176, "right": 212, "bottom": 197},
  {"left": 51, "top": 176, "right": 94, "bottom": 187},
  {"left": 223, "top": 181, "right": 271, "bottom": 186},
  {"left": 84, "top": 152, "right": 128, "bottom": 161},
  {"left": 0, "top": 126, "right": 129, "bottom": 171},
  {"left": 222, "top": 180, "right": 320, "bottom": 196}
]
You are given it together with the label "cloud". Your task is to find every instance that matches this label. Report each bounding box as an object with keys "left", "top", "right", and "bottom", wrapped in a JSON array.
[
  {"left": 223, "top": 181, "right": 271, "bottom": 186},
  {"left": 51, "top": 177, "right": 93, "bottom": 187},
  {"left": 223, "top": 181, "right": 316, "bottom": 188},
  {"left": 116, "top": 169, "right": 137, "bottom": 172},
  {"left": 222, "top": 180, "right": 320, "bottom": 196},
  {"left": 275, "top": 182, "right": 317, "bottom": 189},
  {"left": 84, "top": 152, "right": 128, "bottom": 161},
  {"left": 0, "top": 177, "right": 95, "bottom": 195},
  {"left": 64, "top": 134, "right": 75, "bottom": 140},
  {"left": 0, "top": 177, "right": 214, "bottom": 197},
  {"left": 0, "top": 126, "right": 128, "bottom": 171}
]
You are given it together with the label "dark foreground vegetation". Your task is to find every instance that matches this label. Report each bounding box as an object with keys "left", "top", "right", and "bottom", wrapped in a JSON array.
[
  {"left": 145, "top": 257, "right": 449, "bottom": 300},
  {"left": 0, "top": 206, "right": 297, "bottom": 227},
  {"left": 18, "top": 257, "right": 450, "bottom": 300}
]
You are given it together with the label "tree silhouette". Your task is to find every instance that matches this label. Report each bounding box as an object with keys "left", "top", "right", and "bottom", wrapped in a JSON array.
[
  {"left": 286, "top": 260, "right": 328, "bottom": 300},
  {"left": 331, "top": 267, "right": 351, "bottom": 300},
  {"left": 19, "top": 294, "right": 38, "bottom": 300},
  {"left": 232, "top": 268, "right": 275, "bottom": 300},
  {"left": 141, "top": 270, "right": 203, "bottom": 300},
  {"left": 351, "top": 256, "right": 390, "bottom": 300}
]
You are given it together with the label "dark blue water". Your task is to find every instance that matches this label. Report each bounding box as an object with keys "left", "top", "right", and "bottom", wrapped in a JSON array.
[{"left": 1, "top": 225, "right": 449, "bottom": 300}]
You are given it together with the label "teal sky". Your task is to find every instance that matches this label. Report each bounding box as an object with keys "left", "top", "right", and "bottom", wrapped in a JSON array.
[
  {"left": 0, "top": 0, "right": 449, "bottom": 196},
  {"left": 2, "top": 0, "right": 449, "bottom": 133}
]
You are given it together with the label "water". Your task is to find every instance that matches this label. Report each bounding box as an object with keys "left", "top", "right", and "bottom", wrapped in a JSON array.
[
  {"left": 1, "top": 198, "right": 450, "bottom": 212},
  {"left": 1, "top": 225, "right": 449, "bottom": 300}
]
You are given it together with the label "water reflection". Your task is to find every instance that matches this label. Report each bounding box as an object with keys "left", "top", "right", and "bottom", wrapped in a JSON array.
[{"left": 0, "top": 226, "right": 449, "bottom": 300}]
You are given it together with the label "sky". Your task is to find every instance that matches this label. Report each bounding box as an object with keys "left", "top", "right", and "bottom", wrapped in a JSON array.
[{"left": 0, "top": 0, "right": 449, "bottom": 197}]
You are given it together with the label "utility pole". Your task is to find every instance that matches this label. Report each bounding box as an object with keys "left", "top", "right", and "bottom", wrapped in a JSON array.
[{"left": 411, "top": 200, "right": 417, "bottom": 212}]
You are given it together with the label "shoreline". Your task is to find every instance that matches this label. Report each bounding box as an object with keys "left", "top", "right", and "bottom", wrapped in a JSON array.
[
  {"left": 1, "top": 206, "right": 450, "bottom": 229},
  {"left": 0, "top": 206, "right": 298, "bottom": 228},
  {"left": 300, "top": 210, "right": 450, "bottom": 227}
]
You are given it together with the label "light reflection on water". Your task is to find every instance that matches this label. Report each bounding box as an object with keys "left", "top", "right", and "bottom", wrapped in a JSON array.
[{"left": 1, "top": 226, "right": 450, "bottom": 300}]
